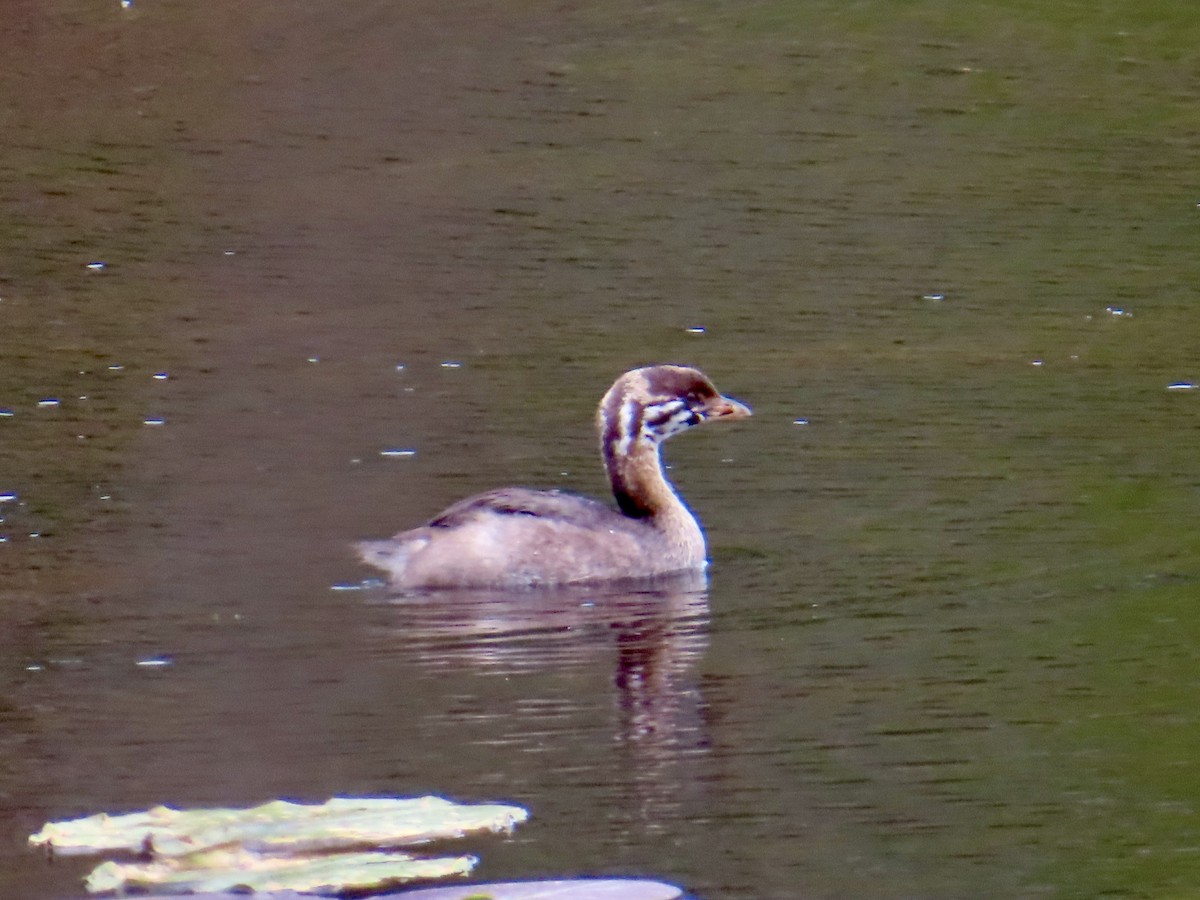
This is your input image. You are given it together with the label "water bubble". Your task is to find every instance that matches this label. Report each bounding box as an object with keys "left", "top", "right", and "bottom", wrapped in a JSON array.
[{"left": 380, "top": 449, "right": 417, "bottom": 458}]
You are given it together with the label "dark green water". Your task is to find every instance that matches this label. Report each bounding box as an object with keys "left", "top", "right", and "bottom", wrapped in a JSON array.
[{"left": 3, "top": 1, "right": 1199, "bottom": 897}]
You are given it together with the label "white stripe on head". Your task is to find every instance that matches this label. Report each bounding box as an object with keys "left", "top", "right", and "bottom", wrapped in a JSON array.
[{"left": 616, "top": 397, "right": 639, "bottom": 457}]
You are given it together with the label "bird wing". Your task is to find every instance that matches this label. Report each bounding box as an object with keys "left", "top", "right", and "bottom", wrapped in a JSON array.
[{"left": 427, "top": 487, "right": 625, "bottom": 531}]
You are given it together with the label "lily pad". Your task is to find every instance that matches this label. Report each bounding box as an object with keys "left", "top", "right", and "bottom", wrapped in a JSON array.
[
  {"left": 85, "top": 847, "right": 474, "bottom": 895},
  {"left": 30, "top": 796, "right": 528, "bottom": 857},
  {"left": 30, "top": 796, "right": 528, "bottom": 896},
  {"left": 106, "top": 880, "right": 685, "bottom": 900}
]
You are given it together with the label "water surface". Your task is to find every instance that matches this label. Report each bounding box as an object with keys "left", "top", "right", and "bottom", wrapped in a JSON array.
[{"left": 3, "top": 2, "right": 1200, "bottom": 898}]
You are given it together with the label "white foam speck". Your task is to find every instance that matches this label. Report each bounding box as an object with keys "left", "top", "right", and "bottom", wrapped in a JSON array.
[{"left": 136, "top": 656, "right": 172, "bottom": 668}]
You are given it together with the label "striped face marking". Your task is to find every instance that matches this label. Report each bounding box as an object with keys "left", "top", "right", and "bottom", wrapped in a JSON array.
[
  {"left": 610, "top": 394, "right": 706, "bottom": 460},
  {"left": 602, "top": 367, "right": 719, "bottom": 460},
  {"left": 642, "top": 398, "right": 701, "bottom": 442}
]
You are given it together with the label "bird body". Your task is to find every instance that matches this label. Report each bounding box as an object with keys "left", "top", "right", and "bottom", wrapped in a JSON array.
[{"left": 356, "top": 365, "right": 750, "bottom": 589}]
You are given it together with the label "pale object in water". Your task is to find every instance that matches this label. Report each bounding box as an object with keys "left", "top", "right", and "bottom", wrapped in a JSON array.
[
  {"left": 86, "top": 847, "right": 474, "bottom": 895},
  {"left": 29, "top": 796, "right": 528, "bottom": 896},
  {"left": 29, "top": 795, "right": 527, "bottom": 857}
]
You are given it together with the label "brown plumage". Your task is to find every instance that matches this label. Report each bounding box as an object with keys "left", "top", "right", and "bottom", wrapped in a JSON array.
[{"left": 356, "top": 365, "right": 751, "bottom": 589}]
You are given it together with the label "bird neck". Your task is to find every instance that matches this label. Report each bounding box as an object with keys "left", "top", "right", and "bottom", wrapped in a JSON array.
[{"left": 602, "top": 437, "right": 691, "bottom": 524}]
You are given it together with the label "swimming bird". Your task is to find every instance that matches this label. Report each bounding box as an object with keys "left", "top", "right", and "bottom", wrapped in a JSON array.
[{"left": 356, "top": 365, "right": 751, "bottom": 589}]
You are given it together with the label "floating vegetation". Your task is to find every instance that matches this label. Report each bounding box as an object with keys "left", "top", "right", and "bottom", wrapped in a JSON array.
[
  {"left": 85, "top": 848, "right": 474, "bottom": 895},
  {"left": 30, "top": 795, "right": 528, "bottom": 896}
]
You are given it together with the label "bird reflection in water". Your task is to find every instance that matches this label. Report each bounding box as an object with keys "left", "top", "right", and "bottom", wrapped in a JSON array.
[{"left": 367, "top": 570, "right": 710, "bottom": 829}]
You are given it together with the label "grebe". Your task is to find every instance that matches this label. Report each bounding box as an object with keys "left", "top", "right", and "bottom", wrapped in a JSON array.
[{"left": 356, "top": 365, "right": 751, "bottom": 589}]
